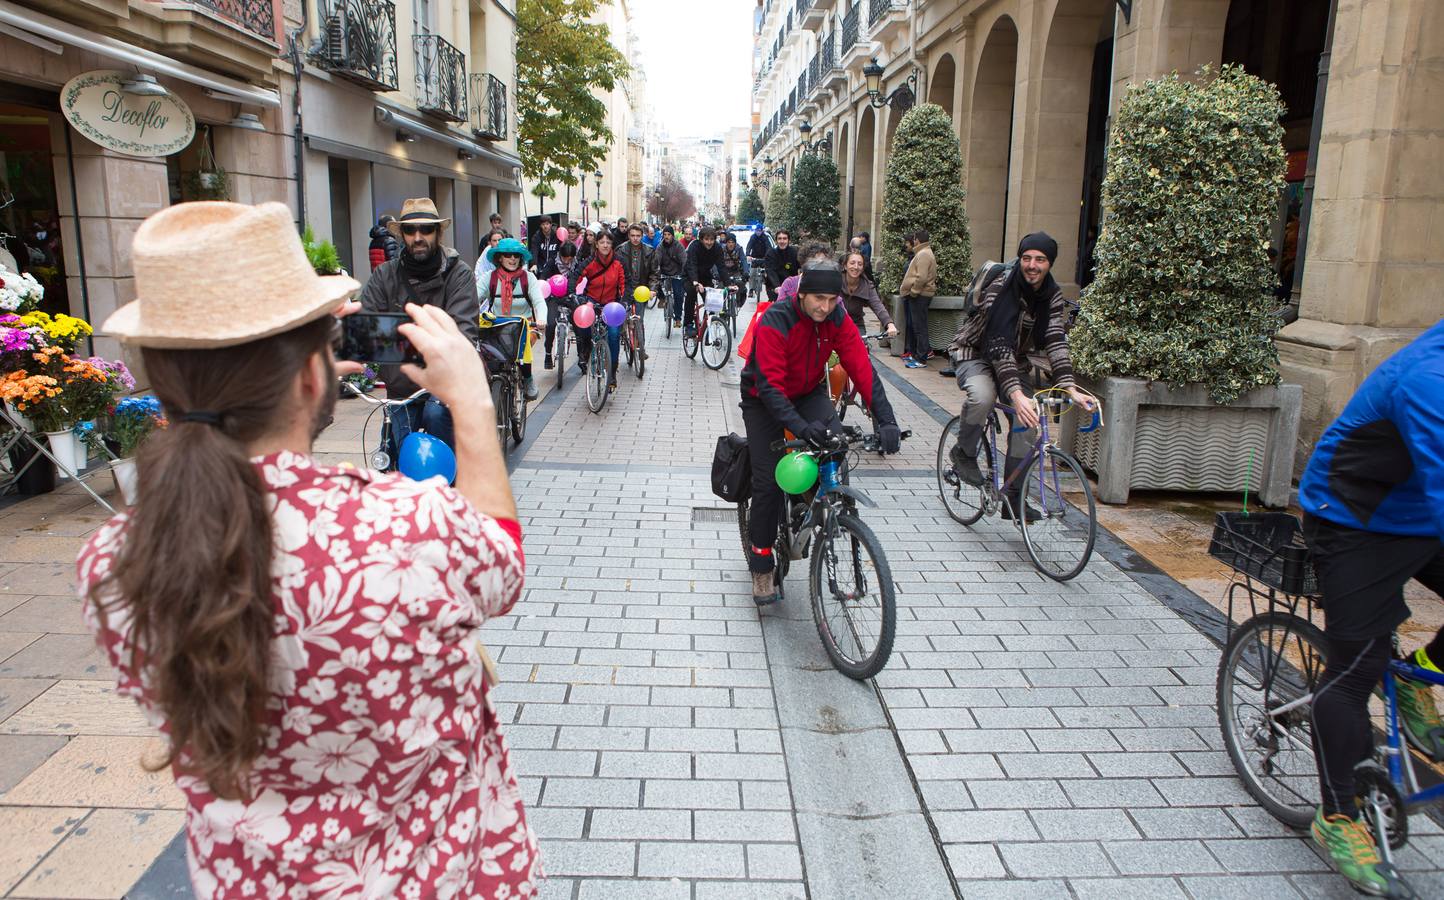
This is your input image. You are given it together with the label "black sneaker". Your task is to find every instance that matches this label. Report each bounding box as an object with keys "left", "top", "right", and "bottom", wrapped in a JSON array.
[
  {"left": 950, "top": 445, "right": 984, "bottom": 487},
  {"left": 1001, "top": 499, "right": 1043, "bottom": 523},
  {"left": 544, "top": 354, "right": 554, "bottom": 370},
  {"left": 577, "top": 357, "right": 588, "bottom": 374},
  {"left": 523, "top": 376, "right": 538, "bottom": 401}
]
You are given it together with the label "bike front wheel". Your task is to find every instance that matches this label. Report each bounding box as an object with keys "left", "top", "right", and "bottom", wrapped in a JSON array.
[
  {"left": 510, "top": 375, "right": 527, "bottom": 445},
  {"left": 1217, "top": 612, "right": 1325, "bottom": 829},
  {"left": 585, "top": 342, "right": 609, "bottom": 413},
  {"left": 490, "top": 379, "right": 508, "bottom": 448},
  {"left": 1019, "top": 448, "right": 1096, "bottom": 581},
  {"left": 936, "top": 415, "right": 991, "bottom": 525},
  {"left": 555, "top": 325, "right": 568, "bottom": 391},
  {"left": 632, "top": 316, "right": 646, "bottom": 378},
  {"left": 810, "top": 512, "right": 896, "bottom": 680},
  {"left": 701, "top": 316, "right": 732, "bottom": 370}
]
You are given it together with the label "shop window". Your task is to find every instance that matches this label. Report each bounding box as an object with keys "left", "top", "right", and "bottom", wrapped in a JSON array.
[{"left": 0, "top": 102, "right": 69, "bottom": 317}]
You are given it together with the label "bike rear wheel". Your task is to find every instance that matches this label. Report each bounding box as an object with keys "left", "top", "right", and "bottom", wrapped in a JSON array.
[
  {"left": 936, "top": 415, "right": 991, "bottom": 525},
  {"left": 585, "top": 342, "right": 609, "bottom": 413},
  {"left": 701, "top": 316, "right": 732, "bottom": 370},
  {"left": 810, "top": 513, "right": 895, "bottom": 679},
  {"left": 490, "top": 379, "right": 508, "bottom": 448},
  {"left": 632, "top": 315, "right": 646, "bottom": 378},
  {"left": 1019, "top": 448, "right": 1096, "bottom": 581},
  {"left": 1217, "top": 612, "right": 1325, "bottom": 828}
]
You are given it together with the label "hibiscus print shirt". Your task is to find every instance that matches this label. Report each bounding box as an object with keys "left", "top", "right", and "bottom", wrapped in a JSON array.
[{"left": 77, "top": 450, "right": 540, "bottom": 899}]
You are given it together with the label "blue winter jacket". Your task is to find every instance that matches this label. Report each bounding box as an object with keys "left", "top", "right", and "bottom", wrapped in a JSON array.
[{"left": 1299, "top": 318, "right": 1444, "bottom": 538}]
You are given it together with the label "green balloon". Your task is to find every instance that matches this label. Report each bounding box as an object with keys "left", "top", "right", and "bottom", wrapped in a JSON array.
[{"left": 774, "top": 452, "right": 818, "bottom": 495}]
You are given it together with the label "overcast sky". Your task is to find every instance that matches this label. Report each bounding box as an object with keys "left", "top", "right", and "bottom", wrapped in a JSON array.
[{"left": 628, "top": 0, "right": 754, "bottom": 139}]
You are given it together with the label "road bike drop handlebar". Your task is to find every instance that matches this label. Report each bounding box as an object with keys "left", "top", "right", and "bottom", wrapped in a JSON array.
[
  {"left": 771, "top": 424, "right": 912, "bottom": 455},
  {"left": 995, "top": 387, "right": 1104, "bottom": 434},
  {"left": 341, "top": 382, "right": 430, "bottom": 407}
]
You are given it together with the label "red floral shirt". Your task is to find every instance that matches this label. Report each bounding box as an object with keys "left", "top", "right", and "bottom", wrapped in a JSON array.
[{"left": 77, "top": 451, "right": 540, "bottom": 899}]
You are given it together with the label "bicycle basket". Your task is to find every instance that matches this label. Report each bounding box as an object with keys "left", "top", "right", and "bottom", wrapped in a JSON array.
[
  {"left": 478, "top": 320, "right": 524, "bottom": 364},
  {"left": 1207, "top": 511, "right": 1317, "bottom": 596},
  {"left": 704, "top": 287, "right": 726, "bottom": 313}
]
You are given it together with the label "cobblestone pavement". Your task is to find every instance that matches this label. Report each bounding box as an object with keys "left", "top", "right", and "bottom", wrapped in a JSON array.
[{"left": 2, "top": 303, "right": 1443, "bottom": 897}]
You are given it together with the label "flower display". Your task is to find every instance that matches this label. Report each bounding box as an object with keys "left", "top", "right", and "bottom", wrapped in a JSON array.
[
  {"left": 20, "top": 311, "right": 92, "bottom": 353},
  {"left": 108, "top": 395, "right": 167, "bottom": 457},
  {"left": 0, "top": 264, "right": 44, "bottom": 314}
]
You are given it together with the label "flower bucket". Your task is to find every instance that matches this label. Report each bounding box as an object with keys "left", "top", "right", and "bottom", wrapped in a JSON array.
[
  {"left": 3, "top": 401, "right": 32, "bottom": 432},
  {"left": 44, "top": 429, "right": 82, "bottom": 478},
  {"left": 111, "top": 457, "right": 138, "bottom": 505}
]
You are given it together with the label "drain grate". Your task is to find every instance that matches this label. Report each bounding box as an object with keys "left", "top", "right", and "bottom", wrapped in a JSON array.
[{"left": 690, "top": 507, "right": 736, "bottom": 526}]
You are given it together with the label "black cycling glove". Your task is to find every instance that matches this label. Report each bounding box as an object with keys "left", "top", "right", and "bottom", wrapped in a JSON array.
[
  {"left": 878, "top": 423, "right": 901, "bottom": 455},
  {"left": 801, "top": 421, "right": 834, "bottom": 447}
]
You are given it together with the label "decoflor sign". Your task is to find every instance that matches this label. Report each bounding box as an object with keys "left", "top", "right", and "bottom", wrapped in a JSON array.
[{"left": 60, "top": 70, "right": 195, "bottom": 157}]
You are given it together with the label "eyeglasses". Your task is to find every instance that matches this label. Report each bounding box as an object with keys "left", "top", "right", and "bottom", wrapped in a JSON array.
[{"left": 400, "top": 224, "right": 438, "bottom": 236}]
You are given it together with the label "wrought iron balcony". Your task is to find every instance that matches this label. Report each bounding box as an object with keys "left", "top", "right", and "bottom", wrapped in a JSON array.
[
  {"left": 192, "top": 0, "right": 275, "bottom": 39},
  {"left": 317, "top": 0, "right": 399, "bottom": 92},
  {"left": 841, "top": 3, "right": 860, "bottom": 55},
  {"left": 796, "top": 0, "right": 812, "bottom": 17},
  {"left": 469, "top": 73, "right": 507, "bottom": 140},
  {"left": 415, "top": 33, "right": 467, "bottom": 122},
  {"left": 868, "top": 0, "right": 905, "bottom": 28}
]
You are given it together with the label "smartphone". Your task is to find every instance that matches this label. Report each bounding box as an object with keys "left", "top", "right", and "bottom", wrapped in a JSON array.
[{"left": 340, "top": 313, "right": 423, "bottom": 366}]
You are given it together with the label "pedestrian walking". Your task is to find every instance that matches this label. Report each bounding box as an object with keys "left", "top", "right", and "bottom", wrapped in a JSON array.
[
  {"left": 81, "top": 200, "right": 539, "bottom": 898},
  {"left": 900, "top": 228, "right": 937, "bottom": 368},
  {"left": 367, "top": 215, "right": 400, "bottom": 270}
]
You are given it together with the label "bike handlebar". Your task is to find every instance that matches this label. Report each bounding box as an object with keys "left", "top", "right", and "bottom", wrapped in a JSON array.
[
  {"left": 770, "top": 425, "right": 912, "bottom": 454},
  {"left": 342, "top": 382, "right": 429, "bottom": 406}
]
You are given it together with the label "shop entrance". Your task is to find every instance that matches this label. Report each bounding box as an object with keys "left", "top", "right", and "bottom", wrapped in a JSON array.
[{"left": 0, "top": 98, "right": 69, "bottom": 317}]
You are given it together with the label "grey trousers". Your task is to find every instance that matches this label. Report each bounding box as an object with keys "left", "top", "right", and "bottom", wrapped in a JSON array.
[{"left": 954, "top": 358, "right": 1035, "bottom": 458}]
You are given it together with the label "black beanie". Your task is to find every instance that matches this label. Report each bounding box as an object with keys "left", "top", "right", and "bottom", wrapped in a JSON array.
[
  {"left": 798, "top": 265, "right": 844, "bottom": 296},
  {"left": 1017, "top": 232, "right": 1058, "bottom": 264}
]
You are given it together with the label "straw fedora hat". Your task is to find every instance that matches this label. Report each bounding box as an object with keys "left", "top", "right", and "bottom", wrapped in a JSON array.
[
  {"left": 387, "top": 197, "right": 452, "bottom": 237},
  {"left": 102, "top": 202, "right": 360, "bottom": 349}
]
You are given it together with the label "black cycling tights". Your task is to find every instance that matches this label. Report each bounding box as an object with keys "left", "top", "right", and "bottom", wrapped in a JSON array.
[{"left": 1312, "top": 630, "right": 1444, "bottom": 816}]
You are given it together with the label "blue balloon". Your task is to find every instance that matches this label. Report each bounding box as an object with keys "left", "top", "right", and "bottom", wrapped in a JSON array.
[{"left": 398, "top": 432, "right": 457, "bottom": 484}]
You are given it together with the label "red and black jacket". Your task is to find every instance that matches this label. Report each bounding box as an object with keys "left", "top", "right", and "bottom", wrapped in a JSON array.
[{"left": 741, "top": 294, "right": 896, "bottom": 436}]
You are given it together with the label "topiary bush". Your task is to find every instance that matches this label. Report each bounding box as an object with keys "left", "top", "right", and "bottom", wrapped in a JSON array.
[
  {"left": 878, "top": 103, "right": 970, "bottom": 295},
  {"left": 1071, "top": 65, "right": 1286, "bottom": 405},
  {"left": 787, "top": 153, "right": 841, "bottom": 245},
  {"left": 764, "top": 180, "right": 789, "bottom": 233},
  {"left": 737, "top": 188, "right": 765, "bottom": 227}
]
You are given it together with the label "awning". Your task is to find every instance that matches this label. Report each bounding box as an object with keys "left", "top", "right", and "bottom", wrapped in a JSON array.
[
  {"left": 0, "top": 0, "right": 281, "bottom": 108},
  {"left": 374, "top": 104, "right": 522, "bottom": 171}
]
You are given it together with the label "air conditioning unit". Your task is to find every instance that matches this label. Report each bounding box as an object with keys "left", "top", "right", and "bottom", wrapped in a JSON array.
[{"left": 323, "top": 12, "right": 348, "bottom": 67}]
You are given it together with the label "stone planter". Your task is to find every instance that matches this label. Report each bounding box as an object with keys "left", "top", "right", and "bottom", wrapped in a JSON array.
[
  {"left": 1059, "top": 376, "right": 1302, "bottom": 509},
  {"left": 887, "top": 295, "right": 967, "bottom": 357}
]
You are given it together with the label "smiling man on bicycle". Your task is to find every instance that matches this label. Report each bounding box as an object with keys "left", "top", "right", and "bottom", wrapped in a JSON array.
[
  {"left": 1299, "top": 319, "right": 1444, "bottom": 896},
  {"left": 740, "top": 258, "right": 901, "bottom": 605},
  {"left": 943, "top": 232, "right": 1093, "bottom": 521}
]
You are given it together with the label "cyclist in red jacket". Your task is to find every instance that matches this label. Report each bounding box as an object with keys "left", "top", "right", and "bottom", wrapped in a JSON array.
[{"left": 739, "top": 257, "right": 901, "bottom": 605}]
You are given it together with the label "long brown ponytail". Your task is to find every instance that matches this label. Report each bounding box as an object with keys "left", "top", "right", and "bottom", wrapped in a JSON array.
[{"left": 89, "top": 316, "right": 334, "bottom": 800}]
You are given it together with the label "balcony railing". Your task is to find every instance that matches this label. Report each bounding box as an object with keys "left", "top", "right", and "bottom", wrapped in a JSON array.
[
  {"left": 468, "top": 73, "right": 507, "bottom": 140},
  {"left": 841, "top": 4, "right": 860, "bottom": 55},
  {"left": 811, "top": 31, "right": 837, "bottom": 92},
  {"left": 797, "top": 66, "right": 809, "bottom": 101},
  {"left": 796, "top": 0, "right": 813, "bottom": 16},
  {"left": 317, "top": 0, "right": 398, "bottom": 92},
  {"left": 193, "top": 0, "right": 275, "bottom": 39},
  {"left": 414, "top": 33, "right": 467, "bottom": 122},
  {"left": 868, "top": 0, "right": 904, "bottom": 28}
]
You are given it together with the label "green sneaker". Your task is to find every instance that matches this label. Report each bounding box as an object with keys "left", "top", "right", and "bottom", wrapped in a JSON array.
[
  {"left": 1397, "top": 656, "right": 1444, "bottom": 759},
  {"left": 1312, "top": 808, "right": 1390, "bottom": 896}
]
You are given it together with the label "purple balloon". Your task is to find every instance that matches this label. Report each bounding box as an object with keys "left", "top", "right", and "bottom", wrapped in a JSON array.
[{"left": 602, "top": 301, "right": 627, "bottom": 327}]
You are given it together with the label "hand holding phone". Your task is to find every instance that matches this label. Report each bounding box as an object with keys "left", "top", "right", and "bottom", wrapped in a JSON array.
[{"left": 340, "top": 312, "right": 424, "bottom": 366}]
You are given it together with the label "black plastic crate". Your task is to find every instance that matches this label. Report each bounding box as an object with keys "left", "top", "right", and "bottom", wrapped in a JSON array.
[{"left": 1207, "top": 511, "right": 1317, "bottom": 596}]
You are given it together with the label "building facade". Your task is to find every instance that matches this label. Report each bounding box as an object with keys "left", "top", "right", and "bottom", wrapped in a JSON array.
[{"left": 751, "top": 0, "right": 1443, "bottom": 461}]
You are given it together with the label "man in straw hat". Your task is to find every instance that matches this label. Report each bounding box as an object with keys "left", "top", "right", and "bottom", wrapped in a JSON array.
[
  {"left": 359, "top": 197, "right": 481, "bottom": 453},
  {"left": 80, "top": 200, "right": 538, "bottom": 896}
]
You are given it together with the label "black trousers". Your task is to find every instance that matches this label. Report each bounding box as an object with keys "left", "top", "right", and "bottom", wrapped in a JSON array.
[
  {"left": 904, "top": 294, "right": 932, "bottom": 357},
  {"left": 543, "top": 296, "right": 574, "bottom": 355},
  {"left": 741, "top": 387, "right": 841, "bottom": 574}
]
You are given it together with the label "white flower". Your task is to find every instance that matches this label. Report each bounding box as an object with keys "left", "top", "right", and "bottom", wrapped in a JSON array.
[
  {"left": 297, "top": 676, "right": 337, "bottom": 705},
  {"left": 199, "top": 789, "right": 293, "bottom": 850},
  {"left": 396, "top": 695, "right": 444, "bottom": 752},
  {"left": 360, "top": 539, "right": 449, "bottom": 605},
  {"left": 282, "top": 731, "right": 380, "bottom": 784},
  {"left": 367, "top": 668, "right": 400, "bottom": 699}
]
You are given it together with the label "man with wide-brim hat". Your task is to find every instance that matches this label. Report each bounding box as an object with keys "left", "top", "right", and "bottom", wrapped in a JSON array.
[{"left": 360, "top": 197, "right": 480, "bottom": 456}]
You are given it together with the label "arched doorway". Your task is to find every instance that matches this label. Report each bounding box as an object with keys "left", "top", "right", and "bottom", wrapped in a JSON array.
[
  {"left": 1032, "top": 0, "right": 1114, "bottom": 292},
  {"left": 929, "top": 53, "right": 956, "bottom": 118},
  {"left": 852, "top": 107, "right": 876, "bottom": 242},
  {"left": 837, "top": 121, "right": 851, "bottom": 236},
  {"left": 967, "top": 15, "right": 1018, "bottom": 263}
]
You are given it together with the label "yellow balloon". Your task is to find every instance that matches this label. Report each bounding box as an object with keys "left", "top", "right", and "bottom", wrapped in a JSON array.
[{"left": 633, "top": 285, "right": 652, "bottom": 303}]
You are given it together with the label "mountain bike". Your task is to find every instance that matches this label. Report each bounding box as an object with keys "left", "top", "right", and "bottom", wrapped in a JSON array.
[
  {"left": 341, "top": 383, "right": 429, "bottom": 471},
  {"left": 478, "top": 317, "right": 528, "bottom": 448},
  {"left": 683, "top": 285, "right": 732, "bottom": 370},
  {"left": 623, "top": 300, "right": 646, "bottom": 379},
  {"left": 936, "top": 387, "right": 1099, "bottom": 581},
  {"left": 552, "top": 298, "right": 574, "bottom": 391},
  {"left": 584, "top": 314, "right": 611, "bottom": 414},
  {"left": 1213, "top": 516, "right": 1434, "bottom": 900},
  {"left": 736, "top": 424, "right": 910, "bottom": 680}
]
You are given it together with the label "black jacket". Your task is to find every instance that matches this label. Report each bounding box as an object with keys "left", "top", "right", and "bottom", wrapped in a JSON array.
[
  {"left": 657, "top": 237, "right": 687, "bottom": 277},
  {"left": 367, "top": 225, "right": 400, "bottom": 270},
  {"left": 745, "top": 231, "right": 771, "bottom": 260},
  {"left": 616, "top": 241, "right": 657, "bottom": 298},
  {"left": 764, "top": 244, "right": 798, "bottom": 289},
  {"left": 685, "top": 240, "right": 725, "bottom": 287},
  {"left": 358, "top": 248, "right": 479, "bottom": 398},
  {"left": 528, "top": 231, "right": 562, "bottom": 279}
]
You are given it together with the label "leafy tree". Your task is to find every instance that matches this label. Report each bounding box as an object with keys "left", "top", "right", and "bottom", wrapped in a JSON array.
[
  {"left": 787, "top": 153, "right": 840, "bottom": 245},
  {"left": 737, "top": 187, "right": 765, "bottom": 226},
  {"left": 516, "top": 0, "right": 630, "bottom": 191},
  {"left": 1071, "top": 66, "right": 1285, "bottom": 404},
  {"left": 646, "top": 162, "right": 697, "bottom": 221},
  {"left": 764, "top": 180, "right": 789, "bottom": 232},
  {"left": 878, "top": 103, "right": 971, "bottom": 295}
]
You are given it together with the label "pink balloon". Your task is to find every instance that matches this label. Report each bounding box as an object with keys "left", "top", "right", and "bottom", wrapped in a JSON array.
[
  {"left": 571, "top": 302, "right": 596, "bottom": 328},
  {"left": 537, "top": 279, "right": 552, "bottom": 299},
  {"left": 602, "top": 301, "right": 627, "bottom": 327},
  {"left": 575, "top": 277, "right": 588, "bottom": 295},
  {"left": 548, "top": 274, "right": 569, "bottom": 295},
  {"left": 556, "top": 226, "right": 569, "bottom": 242}
]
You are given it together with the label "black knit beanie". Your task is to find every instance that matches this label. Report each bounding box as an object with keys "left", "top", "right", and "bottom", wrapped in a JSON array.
[{"left": 1017, "top": 232, "right": 1058, "bottom": 264}]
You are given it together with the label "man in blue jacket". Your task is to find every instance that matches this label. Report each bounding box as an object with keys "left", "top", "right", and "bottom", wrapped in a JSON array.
[{"left": 1299, "top": 318, "right": 1444, "bottom": 897}]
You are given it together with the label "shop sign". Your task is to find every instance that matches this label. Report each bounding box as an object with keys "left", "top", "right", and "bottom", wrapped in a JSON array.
[{"left": 60, "top": 70, "right": 195, "bottom": 158}]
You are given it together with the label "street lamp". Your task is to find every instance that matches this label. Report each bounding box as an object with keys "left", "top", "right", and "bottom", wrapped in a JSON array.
[
  {"left": 798, "top": 120, "right": 833, "bottom": 157},
  {"left": 863, "top": 57, "right": 919, "bottom": 111},
  {"left": 593, "top": 169, "right": 604, "bottom": 224}
]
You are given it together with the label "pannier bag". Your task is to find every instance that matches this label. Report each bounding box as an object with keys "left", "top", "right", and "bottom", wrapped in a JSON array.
[{"left": 711, "top": 432, "right": 752, "bottom": 502}]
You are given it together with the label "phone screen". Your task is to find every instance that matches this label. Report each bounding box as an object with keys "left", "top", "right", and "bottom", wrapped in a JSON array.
[{"left": 340, "top": 313, "right": 423, "bottom": 366}]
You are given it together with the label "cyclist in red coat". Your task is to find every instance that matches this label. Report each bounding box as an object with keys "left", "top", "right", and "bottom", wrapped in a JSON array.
[
  {"left": 739, "top": 257, "right": 902, "bottom": 604},
  {"left": 574, "top": 231, "right": 627, "bottom": 392}
]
